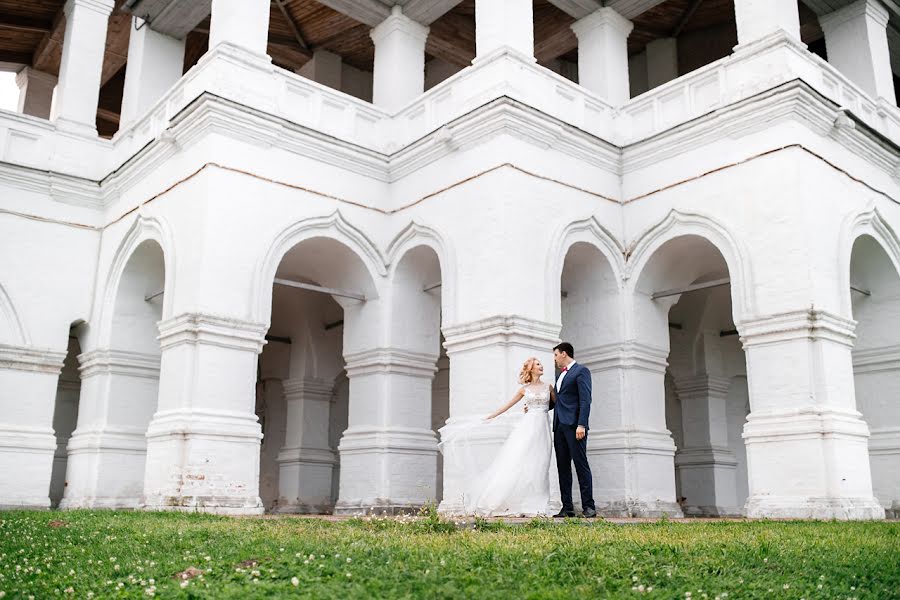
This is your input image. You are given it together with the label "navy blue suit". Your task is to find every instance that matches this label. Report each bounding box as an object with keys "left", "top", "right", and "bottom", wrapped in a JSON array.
[{"left": 551, "top": 362, "right": 595, "bottom": 513}]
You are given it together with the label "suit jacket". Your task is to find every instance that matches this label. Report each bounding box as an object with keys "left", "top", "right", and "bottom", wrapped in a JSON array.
[{"left": 551, "top": 362, "right": 592, "bottom": 431}]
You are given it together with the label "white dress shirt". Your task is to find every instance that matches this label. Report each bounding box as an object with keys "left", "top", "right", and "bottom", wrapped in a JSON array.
[{"left": 556, "top": 360, "right": 577, "bottom": 392}]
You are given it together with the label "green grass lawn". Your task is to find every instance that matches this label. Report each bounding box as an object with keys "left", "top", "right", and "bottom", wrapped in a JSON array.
[{"left": 0, "top": 511, "right": 897, "bottom": 599}]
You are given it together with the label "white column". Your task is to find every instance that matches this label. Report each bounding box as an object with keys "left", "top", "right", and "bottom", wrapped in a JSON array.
[
  {"left": 674, "top": 375, "right": 741, "bottom": 516},
  {"left": 0, "top": 345, "right": 66, "bottom": 509},
  {"left": 54, "top": 0, "right": 115, "bottom": 136},
  {"left": 820, "top": 0, "right": 895, "bottom": 102},
  {"left": 61, "top": 349, "right": 161, "bottom": 509},
  {"left": 142, "top": 314, "right": 267, "bottom": 514},
  {"left": 209, "top": 0, "right": 271, "bottom": 57},
  {"left": 571, "top": 8, "right": 634, "bottom": 104},
  {"left": 297, "top": 49, "right": 343, "bottom": 92},
  {"left": 646, "top": 37, "right": 678, "bottom": 89},
  {"left": 15, "top": 68, "right": 57, "bottom": 120},
  {"left": 276, "top": 378, "right": 337, "bottom": 513},
  {"left": 120, "top": 17, "right": 186, "bottom": 128},
  {"left": 371, "top": 7, "right": 429, "bottom": 112},
  {"left": 740, "top": 310, "right": 884, "bottom": 519},
  {"left": 733, "top": 0, "right": 800, "bottom": 46},
  {"left": 475, "top": 0, "right": 534, "bottom": 60}
]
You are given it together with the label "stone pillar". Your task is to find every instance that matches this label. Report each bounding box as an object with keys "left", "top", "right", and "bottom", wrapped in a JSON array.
[
  {"left": 336, "top": 347, "right": 439, "bottom": 514},
  {"left": 141, "top": 314, "right": 267, "bottom": 514},
  {"left": 297, "top": 49, "right": 343, "bottom": 92},
  {"left": 53, "top": 0, "right": 115, "bottom": 136},
  {"left": 276, "top": 378, "right": 337, "bottom": 513},
  {"left": 820, "top": 0, "right": 895, "bottom": 102},
  {"left": 475, "top": 0, "right": 534, "bottom": 60},
  {"left": 371, "top": 7, "right": 429, "bottom": 112},
  {"left": 209, "top": 0, "right": 271, "bottom": 57},
  {"left": 60, "top": 349, "right": 161, "bottom": 509},
  {"left": 733, "top": 0, "right": 801, "bottom": 46},
  {"left": 0, "top": 345, "right": 66, "bottom": 509},
  {"left": 49, "top": 345, "right": 82, "bottom": 508},
  {"left": 120, "top": 17, "right": 186, "bottom": 128},
  {"left": 646, "top": 37, "right": 678, "bottom": 89},
  {"left": 571, "top": 8, "right": 634, "bottom": 104},
  {"left": 579, "top": 340, "right": 683, "bottom": 517},
  {"left": 673, "top": 375, "right": 740, "bottom": 516},
  {"left": 15, "top": 68, "right": 57, "bottom": 120},
  {"left": 740, "top": 310, "right": 884, "bottom": 519},
  {"left": 438, "top": 317, "right": 559, "bottom": 514},
  {"left": 852, "top": 345, "right": 900, "bottom": 518}
]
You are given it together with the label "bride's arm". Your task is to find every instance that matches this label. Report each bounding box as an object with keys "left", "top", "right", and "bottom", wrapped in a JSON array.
[{"left": 485, "top": 388, "right": 526, "bottom": 420}]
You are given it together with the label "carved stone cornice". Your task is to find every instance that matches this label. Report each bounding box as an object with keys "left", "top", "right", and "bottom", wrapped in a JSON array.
[
  {"left": 77, "top": 348, "right": 161, "bottom": 380},
  {"left": 282, "top": 378, "right": 334, "bottom": 401},
  {"left": 738, "top": 309, "right": 857, "bottom": 349},
  {"left": 157, "top": 313, "right": 268, "bottom": 353},
  {"left": 578, "top": 342, "right": 669, "bottom": 374},
  {"left": 343, "top": 349, "right": 438, "bottom": 379},
  {"left": 442, "top": 316, "right": 560, "bottom": 355},
  {"left": 0, "top": 344, "right": 66, "bottom": 374}
]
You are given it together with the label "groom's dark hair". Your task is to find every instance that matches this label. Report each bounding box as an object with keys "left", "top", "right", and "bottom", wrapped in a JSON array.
[{"left": 553, "top": 342, "right": 575, "bottom": 359}]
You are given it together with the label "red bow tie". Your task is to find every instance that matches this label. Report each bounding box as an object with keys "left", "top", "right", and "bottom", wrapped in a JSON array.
[{"left": 561, "top": 366, "right": 569, "bottom": 372}]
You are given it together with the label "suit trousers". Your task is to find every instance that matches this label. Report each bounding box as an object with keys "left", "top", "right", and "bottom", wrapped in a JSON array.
[{"left": 554, "top": 423, "right": 595, "bottom": 512}]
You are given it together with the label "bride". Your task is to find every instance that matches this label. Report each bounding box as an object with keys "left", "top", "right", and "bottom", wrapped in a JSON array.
[{"left": 464, "top": 357, "right": 555, "bottom": 517}]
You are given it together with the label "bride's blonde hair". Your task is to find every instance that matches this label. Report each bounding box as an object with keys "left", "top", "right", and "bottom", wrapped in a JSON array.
[{"left": 518, "top": 357, "right": 540, "bottom": 385}]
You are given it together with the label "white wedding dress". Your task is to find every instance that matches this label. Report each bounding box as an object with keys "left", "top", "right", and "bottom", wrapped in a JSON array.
[{"left": 464, "top": 386, "right": 553, "bottom": 517}]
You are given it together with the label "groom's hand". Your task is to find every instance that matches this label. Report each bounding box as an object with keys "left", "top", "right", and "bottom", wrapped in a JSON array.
[{"left": 576, "top": 426, "right": 586, "bottom": 441}]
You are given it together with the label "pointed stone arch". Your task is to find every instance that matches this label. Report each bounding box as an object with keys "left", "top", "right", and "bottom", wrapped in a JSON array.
[
  {"left": 0, "top": 282, "right": 28, "bottom": 346},
  {"left": 839, "top": 206, "right": 900, "bottom": 316},
  {"left": 386, "top": 220, "right": 455, "bottom": 324}
]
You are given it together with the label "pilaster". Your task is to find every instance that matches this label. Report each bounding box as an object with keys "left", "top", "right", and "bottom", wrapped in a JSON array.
[
  {"left": 371, "top": 6, "right": 430, "bottom": 112},
  {"left": 646, "top": 37, "right": 678, "bottom": 89},
  {"left": 120, "top": 17, "right": 186, "bottom": 128},
  {"left": 571, "top": 8, "right": 634, "bottom": 104},
  {"left": 475, "top": 0, "right": 534, "bottom": 60}
]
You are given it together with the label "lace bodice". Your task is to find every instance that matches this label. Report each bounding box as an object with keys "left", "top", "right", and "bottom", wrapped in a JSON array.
[{"left": 523, "top": 386, "right": 551, "bottom": 413}]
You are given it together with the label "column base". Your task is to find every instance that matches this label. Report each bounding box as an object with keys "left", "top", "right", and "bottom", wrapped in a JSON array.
[
  {"left": 140, "top": 497, "right": 264, "bottom": 515},
  {"left": 272, "top": 501, "right": 334, "bottom": 515},
  {"left": 334, "top": 500, "right": 424, "bottom": 516},
  {"left": 885, "top": 502, "right": 899, "bottom": 520},
  {"left": 0, "top": 426, "right": 58, "bottom": 511},
  {"left": 597, "top": 499, "right": 685, "bottom": 518},
  {"left": 681, "top": 504, "right": 742, "bottom": 518},
  {"left": 745, "top": 495, "right": 885, "bottom": 520}
]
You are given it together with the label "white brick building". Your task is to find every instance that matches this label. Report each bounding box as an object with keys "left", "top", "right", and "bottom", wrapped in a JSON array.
[{"left": 0, "top": 0, "right": 897, "bottom": 519}]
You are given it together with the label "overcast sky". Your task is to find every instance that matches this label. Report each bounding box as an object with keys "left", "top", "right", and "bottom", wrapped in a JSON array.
[{"left": 0, "top": 72, "right": 20, "bottom": 112}]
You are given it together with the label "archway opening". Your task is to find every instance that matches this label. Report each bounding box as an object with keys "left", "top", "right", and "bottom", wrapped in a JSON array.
[
  {"left": 849, "top": 234, "right": 900, "bottom": 519},
  {"left": 263, "top": 237, "right": 376, "bottom": 514},
  {"left": 636, "top": 235, "right": 749, "bottom": 517}
]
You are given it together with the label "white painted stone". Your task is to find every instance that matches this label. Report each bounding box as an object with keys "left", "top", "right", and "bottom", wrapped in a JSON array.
[
  {"left": 15, "top": 68, "right": 57, "bottom": 120},
  {"left": 475, "top": 0, "right": 534, "bottom": 60},
  {"left": 297, "top": 49, "right": 344, "bottom": 93},
  {"left": 820, "top": 0, "right": 895, "bottom": 102},
  {"left": 54, "top": 0, "right": 116, "bottom": 136},
  {"left": 572, "top": 8, "right": 633, "bottom": 104},
  {"left": 120, "top": 18, "right": 186, "bottom": 128},
  {"left": 371, "top": 7, "right": 430, "bottom": 112},
  {"left": 209, "top": 0, "right": 271, "bottom": 57},
  {"left": 646, "top": 37, "right": 678, "bottom": 89},
  {"left": 733, "top": 0, "right": 800, "bottom": 45}
]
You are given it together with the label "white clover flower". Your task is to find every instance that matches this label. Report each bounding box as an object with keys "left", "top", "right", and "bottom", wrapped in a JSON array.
[
  {"left": 633, "top": 576, "right": 639, "bottom": 582},
  {"left": 638, "top": 585, "right": 646, "bottom": 592},
  {"left": 64, "top": 587, "right": 74, "bottom": 594},
  {"left": 291, "top": 577, "right": 300, "bottom": 586},
  {"left": 346, "top": 572, "right": 352, "bottom": 578},
  {"left": 346, "top": 558, "right": 352, "bottom": 563},
  {"left": 181, "top": 581, "right": 189, "bottom": 588},
  {"left": 114, "top": 565, "right": 120, "bottom": 571},
  {"left": 148, "top": 579, "right": 154, "bottom": 585}
]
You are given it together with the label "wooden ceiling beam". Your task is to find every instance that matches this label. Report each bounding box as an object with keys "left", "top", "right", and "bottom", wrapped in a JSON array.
[
  {"left": 32, "top": 7, "right": 67, "bottom": 73},
  {"left": 314, "top": 0, "right": 391, "bottom": 28},
  {"left": 273, "top": 0, "right": 312, "bottom": 54},
  {"left": 605, "top": 0, "right": 669, "bottom": 20},
  {"left": 546, "top": 0, "right": 601, "bottom": 20},
  {"left": 426, "top": 10, "right": 474, "bottom": 68},
  {"left": 0, "top": 15, "right": 54, "bottom": 35},
  {"left": 99, "top": 12, "right": 133, "bottom": 87},
  {"left": 0, "top": 50, "right": 34, "bottom": 65},
  {"left": 401, "top": 0, "right": 465, "bottom": 25}
]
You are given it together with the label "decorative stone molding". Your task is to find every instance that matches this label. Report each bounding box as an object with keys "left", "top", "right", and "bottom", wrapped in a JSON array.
[
  {"left": 442, "top": 316, "right": 561, "bottom": 354},
  {"left": 338, "top": 426, "right": 438, "bottom": 455},
  {"left": 743, "top": 406, "right": 871, "bottom": 443},
  {"left": 343, "top": 349, "right": 439, "bottom": 379},
  {"left": 370, "top": 6, "right": 430, "bottom": 46},
  {"left": 0, "top": 344, "right": 66, "bottom": 374},
  {"left": 282, "top": 378, "right": 334, "bottom": 401},
  {"left": 868, "top": 427, "right": 900, "bottom": 455},
  {"left": 0, "top": 425, "right": 57, "bottom": 452},
  {"left": 675, "top": 447, "right": 739, "bottom": 468},
  {"left": 276, "top": 446, "right": 337, "bottom": 465},
  {"left": 852, "top": 344, "right": 900, "bottom": 373},
  {"left": 64, "top": 0, "right": 115, "bottom": 18},
  {"left": 578, "top": 342, "right": 669, "bottom": 374},
  {"left": 570, "top": 7, "right": 634, "bottom": 40},
  {"left": 77, "top": 348, "right": 161, "bottom": 380},
  {"left": 66, "top": 427, "right": 149, "bottom": 454},
  {"left": 673, "top": 374, "right": 733, "bottom": 399},
  {"left": 819, "top": 0, "right": 889, "bottom": 31},
  {"left": 157, "top": 313, "right": 268, "bottom": 353},
  {"left": 145, "top": 408, "right": 263, "bottom": 442},
  {"left": 739, "top": 309, "right": 857, "bottom": 349},
  {"left": 586, "top": 428, "right": 677, "bottom": 456}
]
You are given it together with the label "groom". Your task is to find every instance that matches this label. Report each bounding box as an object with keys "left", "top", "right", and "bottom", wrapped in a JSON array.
[{"left": 551, "top": 342, "right": 597, "bottom": 518}]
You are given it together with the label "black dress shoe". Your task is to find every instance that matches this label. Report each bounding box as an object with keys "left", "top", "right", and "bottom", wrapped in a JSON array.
[
  {"left": 553, "top": 509, "right": 576, "bottom": 518},
  {"left": 582, "top": 507, "right": 597, "bottom": 518}
]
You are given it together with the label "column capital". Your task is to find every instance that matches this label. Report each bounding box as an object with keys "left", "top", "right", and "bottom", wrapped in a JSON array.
[
  {"left": 442, "top": 316, "right": 560, "bottom": 354},
  {"left": 0, "top": 343, "right": 66, "bottom": 374},
  {"left": 15, "top": 67, "right": 58, "bottom": 89},
  {"left": 820, "top": 0, "right": 889, "bottom": 31},
  {"left": 64, "top": 0, "right": 115, "bottom": 17},
  {"left": 344, "top": 348, "right": 438, "bottom": 378},
  {"left": 77, "top": 348, "right": 161, "bottom": 379},
  {"left": 578, "top": 342, "right": 669, "bottom": 374},
  {"left": 282, "top": 377, "right": 334, "bottom": 401},
  {"left": 157, "top": 313, "right": 268, "bottom": 353},
  {"left": 738, "top": 309, "right": 857, "bottom": 348},
  {"left": 571, "top": 7, "right": 634, "bottom": 40},
  {"left": 673, "top": 374, "right": 733, "bottom": 399},
  {"left": 370, "top": 6, "right": 430, "bottom": 46}
]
